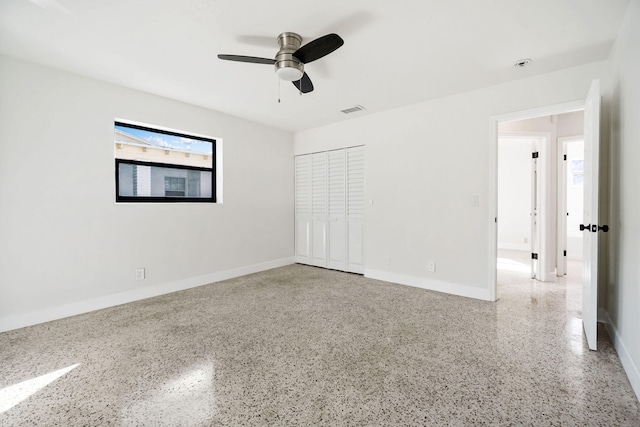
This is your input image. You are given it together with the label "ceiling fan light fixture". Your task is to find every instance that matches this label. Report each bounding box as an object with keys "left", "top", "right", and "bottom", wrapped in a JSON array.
[
  {"left": 274, "top": 32, "right": 305, "bottom": 82},
  {"left": 275, "top": 65, "right": 303, "bottom": 81}
]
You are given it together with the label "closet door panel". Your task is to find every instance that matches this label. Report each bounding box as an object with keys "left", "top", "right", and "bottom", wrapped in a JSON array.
[
  {"left": 347, "top": 146, "right": 365, "bottom": 274},
  {"left": 294, "top": 155, "right": 311, "bottom": 264},
  {"left": 347, "top": 221, "right": 364, "bottom": 267},
  {"left": 311, "top": 152, "right": 328, "bottom": 267},
  {"left": 295, "top": 219, "right": 310, "bottom": 260},
  {"left": 328, "top": 149, "right": 347, "bottom": 270}
]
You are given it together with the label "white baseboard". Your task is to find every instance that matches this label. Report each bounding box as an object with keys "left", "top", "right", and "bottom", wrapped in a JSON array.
[
  {"left": 364, "top": 269, "right": 492, "bottom": 301},
  {"left": 603, "top": 311, "right": 640, "bottom": 401},
  {"left": 0, "top": 257, "right": 295, "bottom": 333}
]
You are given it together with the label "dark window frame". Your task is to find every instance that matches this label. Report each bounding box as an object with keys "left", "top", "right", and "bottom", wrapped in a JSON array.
[
  {"left": 114, "top": 122, "right": 216, "bottom": 203},
  {"left": 115, "top": 159, "right": 216, "bottom": 203}
]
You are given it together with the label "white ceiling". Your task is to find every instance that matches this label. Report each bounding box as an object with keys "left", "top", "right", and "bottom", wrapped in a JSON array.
[{"left": 0, "top": 0, "right": 630, "bottom": 132}]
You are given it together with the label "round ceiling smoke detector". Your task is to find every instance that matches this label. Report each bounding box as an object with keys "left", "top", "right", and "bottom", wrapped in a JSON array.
[{"left": 514, "top": 58, "right": 532, "bottom": 68}]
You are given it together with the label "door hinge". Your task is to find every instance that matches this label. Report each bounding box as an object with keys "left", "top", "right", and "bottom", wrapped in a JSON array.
[
  {"left": 564, "top": 250, "right": 567, "bottom": 257},
  {"left": 564, "top": 154, "right": 567, "bottom": 160},
  {"left": 532, "top": 152, "right": 539, "bottom": 159},
  {"left": 531, "top": 253, "right": 538, "bottom": 260}
]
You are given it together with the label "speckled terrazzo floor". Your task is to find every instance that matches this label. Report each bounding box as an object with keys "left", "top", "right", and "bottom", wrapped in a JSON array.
[{"left": 1, "top": 255, "right": 639, "bottom": 426}]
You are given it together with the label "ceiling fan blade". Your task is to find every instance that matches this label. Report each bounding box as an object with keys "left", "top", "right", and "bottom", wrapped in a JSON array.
[
  {"left": 293, "top": 33, "right": 344, "bottom": 64},
  {"left": 217, "top": 54, "right": 275, "bottom": 65},
  {"left": 292, "top": 72, "right": 314, "bottom": 93}
]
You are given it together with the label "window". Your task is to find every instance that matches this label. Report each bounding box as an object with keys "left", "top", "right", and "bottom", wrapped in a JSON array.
[
  {"left": 570, "top": 159, "right": 584, "bottom": 187},
  {"left": 164, "top": 177, "right": 186, "bottom": 197},
  {"left": 114, "top": 121, "right": 216, "bottom": 203}
]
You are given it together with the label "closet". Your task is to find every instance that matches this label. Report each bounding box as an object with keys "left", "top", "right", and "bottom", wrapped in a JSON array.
[{"left": 294, "top": 146, "right": 364, "bottom": 274}]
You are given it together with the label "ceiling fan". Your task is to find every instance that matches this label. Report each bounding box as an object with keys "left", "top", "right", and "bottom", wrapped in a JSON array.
[{"left": 218, "top": 32, "right": 344, "bottom": 94}]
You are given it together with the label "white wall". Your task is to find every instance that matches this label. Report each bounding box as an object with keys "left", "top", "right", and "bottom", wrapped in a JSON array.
[
  {"left": 606, "top": 0, "right": 640, "bottom": 400},
  {"left": 497, "top": 138, "right": 532, "bottom": 251},
  {"left": 295, "top": 60, "right": 608, "bottom": 301},
  {"left": 0, "top": 55, "right": 294, "bottom": 331}
]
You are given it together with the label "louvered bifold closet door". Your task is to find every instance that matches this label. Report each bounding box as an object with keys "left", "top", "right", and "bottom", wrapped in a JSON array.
[
  {"left": 294, "top": 155, "right": 311, "bottom": 264},
  {"left": 327, "top": 149, "right": 347, "bottom": 271},
  {"left": 347, "top": 146, "right": 365, "bottom": 273},
  {"left": 311, "top": 152, "right": 328, "bottom": 267}
]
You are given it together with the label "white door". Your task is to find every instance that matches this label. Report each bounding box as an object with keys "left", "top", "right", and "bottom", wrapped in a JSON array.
[
  {"left": 582, "top": 79, "right": 601, "bottom": 351},
  {"left": 557, "top": 142, "right": 568, "bottom": 277},
  {"left": 347, "top": 146, "right": 365, "bottom": 274},
  {"left": 311, "top": 152, "right": 328, "bottom": 267},
  {"left": 532, "top": 136, "right": 554, "bottom": 282},
  {"left": 294, "top": 155, "right": 311, "bottom": 264},
  {"left": 531, "top": 141, "right": 540, "bottom": 279},
  {"left": 328, "top": 149, "right": 347, "bottom": 270},
  {"left": 558, "top": 137, "right": 586, "bottom": 275}
]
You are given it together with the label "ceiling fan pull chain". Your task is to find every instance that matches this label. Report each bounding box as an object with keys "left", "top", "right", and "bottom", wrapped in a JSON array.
[{"left": 278, "top": 78, "right": 281, "bottom": 103}]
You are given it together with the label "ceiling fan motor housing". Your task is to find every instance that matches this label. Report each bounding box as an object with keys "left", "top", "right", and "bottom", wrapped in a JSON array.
[{"left": 275, "top": 32, "right": 304, "bottom": 81}]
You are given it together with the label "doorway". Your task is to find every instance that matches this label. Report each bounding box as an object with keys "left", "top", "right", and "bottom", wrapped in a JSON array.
[
  {"left": 488, "top": 101, "right": 586, "bottom": 302},
  {"left": 490, "top": 81, "right": 601, "bottom": 351},
  {"left": 557, "top": 136, "right": 585, "bottom": 277},
  {"left": 497, "top": 134, "right": 547, "bottom": 280},
  {"left": 495, "top": 110, "right": 586, "bottom": 286}
]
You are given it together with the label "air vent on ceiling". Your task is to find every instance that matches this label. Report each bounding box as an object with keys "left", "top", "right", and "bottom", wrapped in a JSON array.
[
  {"left": 341, "top": 105, "right": 366, "bottom": 114},
  {"left": 514, "top": 58, "right": 532, "bottom": 68}
]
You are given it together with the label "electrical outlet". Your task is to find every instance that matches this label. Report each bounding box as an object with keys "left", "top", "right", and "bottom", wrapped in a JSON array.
[
  {"left": 136, "top": 268, "right": 145, "bottom": 280},
  {"left": 524, "top": 237, "right": 529, "bottom": 243},
  {"left": 427, "top": 260, "right": 436, "bottom": 273},
  {"left": 471, "top": 195, "right": 480, "bottom": 207}
]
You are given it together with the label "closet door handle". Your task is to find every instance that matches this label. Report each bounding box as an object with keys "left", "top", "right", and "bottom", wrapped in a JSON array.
[{"left": 579, "top": 224, "right": 591, "bottom": 231}]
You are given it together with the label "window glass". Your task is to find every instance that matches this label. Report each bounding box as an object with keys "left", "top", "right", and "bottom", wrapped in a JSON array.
[
  {"left": 570, "top": 158, "right": 584, "bottom": 188},
  {"left": 115, "top": 121, "right": 215, "bottom": 203}
]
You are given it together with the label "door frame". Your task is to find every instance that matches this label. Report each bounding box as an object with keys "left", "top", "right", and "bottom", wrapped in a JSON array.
[{"left": 488, "top": 101, "right": 585, "bottom": 301}]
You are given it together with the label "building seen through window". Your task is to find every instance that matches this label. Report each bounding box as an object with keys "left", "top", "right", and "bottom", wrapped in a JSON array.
[{"left": 114, "top": 122, "right": 215, "bottom": 203}]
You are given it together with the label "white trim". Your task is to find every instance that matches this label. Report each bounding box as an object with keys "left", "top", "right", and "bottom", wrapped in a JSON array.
[
  {"left": 538, "top": 133, "right": 554, "bottom": 282},
  {"left": 491, "top": 101, "right": 585, "bottom": 123},
  {"left": 0, "top": 257, "right": 295, "bottom": 333},
  {"left": 364, "top": 269, "right": 492, "bottom": 301},
  {"left": 557, "top": 134, "right": 585, "bottom": 143},
  {"left": 604, "top": 312, "right": 640, "bottom": 401},
  {"left": 498, "top": 132, "right": 551, "bottom": 139},
  {"left": 488, "top": 120, "right": 498, "bottom": 301}
]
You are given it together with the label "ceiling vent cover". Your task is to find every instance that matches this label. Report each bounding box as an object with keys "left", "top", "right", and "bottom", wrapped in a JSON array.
[
  {"left": 341, "top": 105, "right": 366, "bottom": 114},
  {"left": 514, "top": 58, "right": 532, "bottom": 68}
]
